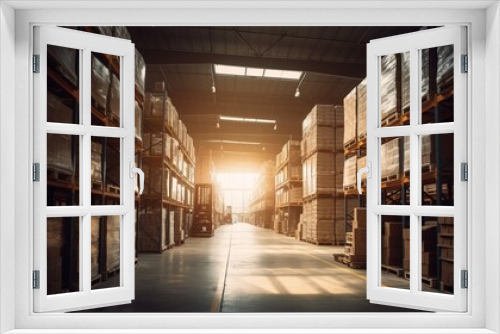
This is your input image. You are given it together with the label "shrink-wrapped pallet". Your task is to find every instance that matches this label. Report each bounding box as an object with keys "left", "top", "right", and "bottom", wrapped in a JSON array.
[
  {"left": 48, "top": 44, "right": 78, "bottom": 87},
  {"left": 135, "top": 101, "right": 143, "bottom": 141},
  {"left": 91, "top": 55, "right": 111, "bottom": 110},
  {"left": 381, "top": 138, "right": 400, "bottom": 179},
  {"left": 357, "top": 79, "right": 367, "bottom": 140},
  {"left": 343, "top": 156, "right": 357, "bottom": 188},
  {"left": 108, "top": 73, "right": 120, "bottom": 121},
  {"left": 135, "top": 48, "right": 146, "bottom": 97},
  {"left": 437, "top": 45, "right": 454, "bottom": 89},
  {"left": 343, "top": 87, "right": 357, "bottom": 145},
  {"left": 402, "top": 49, "right": 437, "bottom": 111},
  {"left": 91, "top": 141, "right": 102, "bottom": 183},
  {"left": 47, "top": 91, "right": 73, "bottom": 124},
  {"left": 112, "top": 26, "right": 132, "bottom": 40},
  {"left": 96, "top": 26, "right": 113, "bottom": 36},
  {"left": 47, "top": 133, "right": 74, "bottom": 175},
  {"left": 380, "top": 54, "right": 400, "bottom": 121}
]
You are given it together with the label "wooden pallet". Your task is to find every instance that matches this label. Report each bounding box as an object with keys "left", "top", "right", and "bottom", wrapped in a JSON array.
[
  {"left": 381, "top": 112, "right": 400, "bottom": 127},
  {"left": 421, "top": 163, "right": 435, "bottom": 173},
  {"left": 107, "top": 184, "right": 120, "bottom": 194},
  {"left": 357, "top": 133, "right": 367, "bottom": 142},
  {"left": 92, "top": 180, "right": 103, "bottom": 189},
  {"left": 47, "top": 168, "right": 74, "bottom": 182},
  {"left": 343, "top": 184, "right": 357, "bottom": 192},
  {"left": 305, "top": 238, "right": 332, "bottom": 246},
  {"left": 332, "top": 253, "right": 366, "bottom": 269},
  {"left": 381, "top": 174, "right": 400, "bottom": 183},
  {"left": 381, "top": 264, "right": 404, "bottom": 276},
  {"left": 404, "top": 271, "right": 439, "bottom": 289},
  {"left": 343, "top": 138, "right": 357, "bottom": 150}
]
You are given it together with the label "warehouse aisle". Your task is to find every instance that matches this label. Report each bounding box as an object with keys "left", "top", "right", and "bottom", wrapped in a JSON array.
[{"left": 87, "top": 223, "right": 415, "bottom": 313}]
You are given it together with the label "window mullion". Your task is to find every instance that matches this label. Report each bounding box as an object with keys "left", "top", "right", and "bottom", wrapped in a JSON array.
[{"left": 409, "top": 47, "right": 420, "bottom": 294}]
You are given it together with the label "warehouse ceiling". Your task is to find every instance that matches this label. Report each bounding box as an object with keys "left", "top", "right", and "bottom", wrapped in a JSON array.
[{"left": 127, "top": 26, "right": 422, "bottom": 172}]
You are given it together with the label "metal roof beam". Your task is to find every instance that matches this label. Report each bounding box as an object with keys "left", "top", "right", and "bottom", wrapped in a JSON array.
[{"left": 141, "top": 50, "right": 365, "bottom": 79}]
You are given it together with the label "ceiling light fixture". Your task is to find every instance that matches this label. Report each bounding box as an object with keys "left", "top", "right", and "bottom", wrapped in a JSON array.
[
  {"left": 211, "top": 64, "right": 217, "bottom": 94},
  {"left": 294, "top": 72, "right": 307, "bottom": 98},
  {"left": 274, "top": 123, "right": 277, "bottom": 131},
  {"left": 211, "top": 84, "right": 216, "bottom": 94},
  {"left": 219, "top": 115, "right": 276, "bottom": 125}
]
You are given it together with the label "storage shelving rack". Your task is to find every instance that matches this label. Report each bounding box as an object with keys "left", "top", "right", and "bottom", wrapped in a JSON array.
[
  {"left": 139, "top": 80, "right": 195, "bottom": 252},
  {"left": 274, "top": 140, "right": 303, "bottom": 237}
]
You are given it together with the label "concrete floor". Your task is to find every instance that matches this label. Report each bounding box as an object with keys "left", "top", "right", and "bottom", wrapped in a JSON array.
[{"left": 85, "top": 223, "right": 418, "bottom": 313}]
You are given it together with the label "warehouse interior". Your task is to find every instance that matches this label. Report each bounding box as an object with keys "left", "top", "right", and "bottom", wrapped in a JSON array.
[{"left": 45, "top": 26, "right": 456, "bottom": 312}]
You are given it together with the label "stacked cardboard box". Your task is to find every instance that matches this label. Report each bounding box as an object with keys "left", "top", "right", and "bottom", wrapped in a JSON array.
[
  {"left": 138, "top": 208, "right": 168, "bottom": 252},
  {"left": 135, "top": 49, "right": 146, "bottom": 97},
  {"left": 438, "top": 217, "right": 454, "bottom": 291},
  {"left": 356, "top": 79, "right": 367, "bottom": 140},
  {"left": 91, "top": 141, "right": 102, "bottom": 184},
  {"left": 402, "top": 49, "right": 437, "bottom": 111},
  {"left": 421, "top": 223, "right": 438, "bottom": 278},
  {"left": 47, "top": 217, "right": 65, "bottom": 294},
  {"left": 403, "top": 228, "right": 410, "bottom": 272},
  {"left": 135, "top": 101, "right": 143, "bottom": 141},
  {"left": 344, "top": 208, "right": 367, "bottom": 262},
  {"left": 301, "top": 105, "right": 345, "bottom": 244},
  {"left": 343, "top": 87, "right": 357, "bottom": 146},
  {"left": 250, "top": 160, "right": 276, "bottom": 229},
  {"left": 382, "top": 222, "right": 403, "bottom": 266}
]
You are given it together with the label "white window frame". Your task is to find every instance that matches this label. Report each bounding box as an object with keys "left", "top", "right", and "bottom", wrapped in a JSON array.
[
  {"left": 0, "top": 1, "right": 498, "bottom": 333},
  {"left": 366, "top": 26, "right": 467, "bottom": 312}
]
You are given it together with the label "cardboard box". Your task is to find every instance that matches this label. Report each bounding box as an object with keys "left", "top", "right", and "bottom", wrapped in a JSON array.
[
  {"left": 353, "top": 208, "right": 367, "bottom": 228},
  {"left": 422, "top": 252, "right": 437, "bottom": 265},
  {"left": 385, "top": 222, "right": 403, "bottom": 237},
  {"left": 422, "top": 262, "right": 437, "bottom": 278},
  {"left": 383, "top": 235, "right": 403, "bottom": 249},
  {"left": 404, "top": 228, "right": 410, "bottom": 240},
  {"left": 404, "top": 259, "right": 411, "bottom": 271}
]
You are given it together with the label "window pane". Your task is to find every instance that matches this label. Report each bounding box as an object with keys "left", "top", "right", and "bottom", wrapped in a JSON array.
[
  {"left": 47, "top": 45, "right": 80, "bottom": 124},
  {"left": 380, "top": 137, "right": 409, "bottom": 205},
  {"left": 91, "top": 52, "right": 120, "bottom": 127},
  {"left": 421, "top": 134, "right": 454, "bottom": 206},
  {"left": 91, "top": 216, "right": 121, "bottom": 290},
  {"left": 91, "top": 137, "right": 121, "bottom": 204},
  {"left": 47, "top": 134, "right": 80, "bottom": 206},
  {"left": 380, "top": 53, "right": 404, "bottom": 127},
  {"left": 47, "top": 217, "right": 80, "bottom": 295},
  {"left": 421, "top": 45, "right": 454, "bottom": 124},
  {"left": 417, "top": 217, "right": 454, "bottom": 294},
  {"left": 380, "top": 215, "right": 409, "bottom": 290}
]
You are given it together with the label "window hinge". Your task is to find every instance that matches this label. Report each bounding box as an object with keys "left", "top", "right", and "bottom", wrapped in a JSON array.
[
  {"left": 461, "top": 270, "right": 468, "bottom": 289},
  {"left": 33, "top": 54, "right": 40, "bottom": 73},
  {"left": 461, "top": 54, "right": 468, "bottom": 73},
  {"left": 461, "top": 162, "right": 468, "bottom": 181},
  {"left": 33, "top": 163, "right": 40, "bottom": 182},
  {"left": 33, "top": 270, "right": 40, "bottom": 289}
]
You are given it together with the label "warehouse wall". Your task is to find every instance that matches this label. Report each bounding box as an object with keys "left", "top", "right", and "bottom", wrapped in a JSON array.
[
  {"left": 485, "top": 3, "right": 500, "bottom": 332},
  {"left": 0, "top": 2, "right": 16, "bottom": 333}
]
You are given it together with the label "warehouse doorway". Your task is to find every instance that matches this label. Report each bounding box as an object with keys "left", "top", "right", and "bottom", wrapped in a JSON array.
[{"left": 35, "top": 25, "right": 464, "bottom": 313}]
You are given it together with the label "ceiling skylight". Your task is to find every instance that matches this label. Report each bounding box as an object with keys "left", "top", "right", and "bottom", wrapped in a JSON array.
[{"left": 214, "top": 64, "right": 302, "bottom": 80}]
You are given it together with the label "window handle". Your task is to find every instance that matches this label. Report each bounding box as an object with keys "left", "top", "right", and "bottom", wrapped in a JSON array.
[
  {"left": 357, "top": 162, "right": 371, "bottom": 194},
  {"left": 129, "top": 162, "right": 144, "bottom": 195}
]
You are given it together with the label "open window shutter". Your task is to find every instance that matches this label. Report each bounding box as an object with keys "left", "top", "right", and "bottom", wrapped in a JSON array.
[{"left": 33, "top": 26, "right": 136, "bottom": 312}]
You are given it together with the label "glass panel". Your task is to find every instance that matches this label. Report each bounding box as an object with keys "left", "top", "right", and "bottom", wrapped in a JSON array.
[
  {"left": 91, "top": 52, "right": 120, "bottom": 127},
  {"left": 421, "top": 134, "right": 454, "bottom": 206},
  {"left": 380, "top": 137, "right": 409, "bottom": 205},
  {"left": 91, "top": 216, "right": 121, "bottom": 290},
  {"left": 380, "top": 53, "right": 404, "bottom": 127},
  {"left": 380, "top": 215, "right": 409, "bottom": 290},
  {"left": 421, "top": 45, "right": 454, "bottom": 124},
  {"left": 47, "top": 45, "right": 80, "bottom": 124},
  {"left": 418, "top": 216, "right": 453, "bottom": 294},
  {"left": 91, "top": 137, "right": 121, "bottom": 203},
  {"left": 47, "top": 217, "right": 80, "bottom": 295},
  {"left": 47, "top": 134, "right": 79, "bottom": 206}
]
